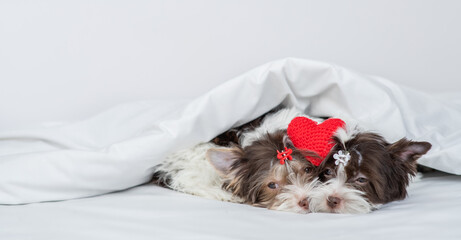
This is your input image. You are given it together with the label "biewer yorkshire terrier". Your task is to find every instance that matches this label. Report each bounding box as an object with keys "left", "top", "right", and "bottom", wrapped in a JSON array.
[
  {"left": 309, "top": 127, "right": 432, "bottom": 213},
  {"left": 152, "top": 108, "right": 431, "bottom": 214},
  {"left": 152, "top": 109, "right": 318, "bottom": 214}
]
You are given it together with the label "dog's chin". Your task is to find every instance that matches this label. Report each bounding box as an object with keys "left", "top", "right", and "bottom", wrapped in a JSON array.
[
  {"left": 267, "top": 195, "right": 311, "bottom": 214},
  {"left": 266, "top": 178, "right": 319, "bottom": 214},
  {"left": 308, "top": 179, "right": 373, "bottom": 214}
]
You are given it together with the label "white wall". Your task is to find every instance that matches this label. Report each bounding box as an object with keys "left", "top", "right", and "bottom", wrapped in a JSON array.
[{"left": 1, "top": 0, "right": 460, "bottom": 130}]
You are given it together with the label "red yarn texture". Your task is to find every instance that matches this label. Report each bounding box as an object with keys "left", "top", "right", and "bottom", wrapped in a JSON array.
[{"left": 287, "top": 117, "right": 345, "bottom": 166}]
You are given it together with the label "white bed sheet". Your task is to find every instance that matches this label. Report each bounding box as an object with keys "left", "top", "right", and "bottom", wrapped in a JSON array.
[{"left": 1, "top": 171, "right": 460, "bottom": 240}]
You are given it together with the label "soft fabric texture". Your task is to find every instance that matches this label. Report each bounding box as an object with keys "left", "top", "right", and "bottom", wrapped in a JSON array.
[
  {"left": 1, "top": 58, "right": 460, "bottom": 204},
  {"left": 1, "top": 172, "right": 460, "bottom": 240},
  {"left": 287, "top": 116, "right": 345, "bottom": 166}
]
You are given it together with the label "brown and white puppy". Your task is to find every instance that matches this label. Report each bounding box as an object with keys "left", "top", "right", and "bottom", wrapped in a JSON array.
[
  {"left": 153, "top": 107, "right": 432, "bottom": 214},
  {"left": 212, "top": 108, "right": 433, "bottom": 214},
  {"left": 207, "top": 130, "right": 318, "bottom": 213},
  {"left": 152, "top": 110, "right": 319, "bottom": 214},
  {"left": 308, "top": 131, "right": 432, "bottom": 213}
]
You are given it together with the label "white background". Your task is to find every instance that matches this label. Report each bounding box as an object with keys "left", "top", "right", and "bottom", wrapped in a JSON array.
[{"left": 1, "top": 0, "right": 460, "bottom": 131}]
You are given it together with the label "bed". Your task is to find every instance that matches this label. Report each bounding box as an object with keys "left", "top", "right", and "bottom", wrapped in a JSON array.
[
  {"left": 1, "top": 171, "right": 460, "bottom": 240},
  {"left": 2, "top": 1, "right": 461, "bottom": 238},
  {"left": 1, "top": 58, "right": 461, "bottom": 239}
]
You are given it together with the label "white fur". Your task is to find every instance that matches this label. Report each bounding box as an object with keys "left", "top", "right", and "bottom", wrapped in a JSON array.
[
  {"left": 334, "top": 119, "right": 362, "bottom": 145},
  {"left": 308, "top": 179, "right": 372, "bottom": 214},
  {"left": 270, "top": 173, "right": 320, "bottom": 214},
  {"left": 354, "top": 149, "right": 363, "bottom": 166},
  {"left": 309, "top": 165, "right": 373, "bottom": 214},
  {"left": 154, "top": 142, "right": 243, "bottom": 203}
]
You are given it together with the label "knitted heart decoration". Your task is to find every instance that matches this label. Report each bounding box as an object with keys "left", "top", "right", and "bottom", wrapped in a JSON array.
[{"left": 287, "top": 117, "right": 345, "bottom": 166}]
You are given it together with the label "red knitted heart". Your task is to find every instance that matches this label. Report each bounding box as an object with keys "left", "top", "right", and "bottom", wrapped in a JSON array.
[{"left": 287, "top": 117, "right": 345, "bottom": 166}]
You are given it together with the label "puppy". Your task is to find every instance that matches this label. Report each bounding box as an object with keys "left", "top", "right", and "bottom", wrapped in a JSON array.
[
  {"left": 152, "top": 109, "right": 319, "bottom": 214},
  {"left": 213, "top": 108, "right": 432, "bottom": 214},
  {"left": 308, "top": 128, "right": 432, "bottom": 213},
  {"left": 207, "top": 130, "right": 318, "bottom": 213},
  {"left": 153, "top": 107, "right": 431, "bottom": 214}
]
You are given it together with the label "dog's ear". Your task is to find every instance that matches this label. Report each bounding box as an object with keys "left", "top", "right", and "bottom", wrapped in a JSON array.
[
  {"left": 206, "top": 147, "right": 243, "bottom": 176},
  {"left": 388, "top": 138, "right": 432, "bottom": 162},
  {"left": 379, "top": 139, "right": 432, "bottom": 203}
]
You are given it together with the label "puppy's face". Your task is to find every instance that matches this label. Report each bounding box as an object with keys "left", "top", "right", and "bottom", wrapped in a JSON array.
[
  {"left": 310, "top": 133, "right": 432, "bottom": 213},
  {"left": 207, "top": 130, "right": 318, "bottom": 214}
]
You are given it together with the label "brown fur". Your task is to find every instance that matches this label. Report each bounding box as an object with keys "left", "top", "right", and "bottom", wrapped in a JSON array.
[
  {"left": 316, "top": 132, "right": 432, "bottom": 205},
  {"left": 220, "top": 130, "right": 317, "bottom": 208}
]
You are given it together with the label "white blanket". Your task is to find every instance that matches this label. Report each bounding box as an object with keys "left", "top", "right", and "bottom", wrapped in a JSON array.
[{"left": 1, "top": 58, "right": 460, "bottom": 204}]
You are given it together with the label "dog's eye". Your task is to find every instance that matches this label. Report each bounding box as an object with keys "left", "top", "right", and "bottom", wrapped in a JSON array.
[
  {"left": 324, "top": 169, "right": 333, "bottom": 176},
  {"left": 304, "top": 167, "right": 311, "bottom": 173},
  {"left": 267, "top": 182, "right": 278, "bottom": 189},
  {"left": 356, "top": 177, "right": 368, "bottom": 184}
]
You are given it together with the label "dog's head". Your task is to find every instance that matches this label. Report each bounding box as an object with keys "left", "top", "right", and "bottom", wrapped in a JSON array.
[
  {"left": 207, "top": 130, "right": 318, "bottom": 214},
  {"left": 309, "top": 132, "right": 432, "bottom": 213}
]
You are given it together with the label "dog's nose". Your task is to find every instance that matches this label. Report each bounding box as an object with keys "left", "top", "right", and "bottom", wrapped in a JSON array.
[
  {"left": 298, "top": 198, "right": 309, "bottom": 210},
  {"left": 327, "top": 196, "right": 341, "bottom": 209}
]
